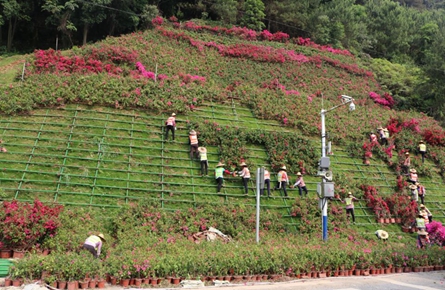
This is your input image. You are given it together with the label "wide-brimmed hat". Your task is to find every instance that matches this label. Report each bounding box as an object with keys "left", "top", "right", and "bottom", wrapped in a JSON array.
[
  {"left": 418, "top": 229, "right": 428, "bottom": 236},
  {"left": 409, "top": 168, "right": 417, "bottom": 173},
  {"left": 348, "top": 192, "right": 353, "bottom": 196},
  {"left": 171, "top": 113, "right": 176, "bottom": 116},
  {"left": 98, "top": 233, "right": 106, "bottom": 241},
  {"left": 280, "top": 165, "right": 287, "bottom": 170},
  {"left": 409, "top": 184, "right": 417, "bottom": 189},
  {"left": 377, "top": 127, "right": 383, "bottom": 130},
  {"left": 296, "top": 172, "right": 302, "bottom": 176},
  {"left": 216, "top": 162, "right": 224, "bottom": 167},
  {"left": 383, "top": 128, "right": 388, "bottom": 131},
  {"left": 189, "top": 130, "right": 196, "bottom": 135},
  {"left": 419, "top": 140, "right": 424, "bottom": 143},
  {"left": 239, "top": 162, "right": 247, "bottom": 167},
  {"left": 375, "top": 230, "right": 389, "bottom": 240},
  {"left": 405, "top": 152, "right": 410, "bottom": 155},
  {"left": 198, "top": 147, "right": 206, "bottom": 153},
  {"left": 420, "top": 204, "right": 425, "bottom": 208}
]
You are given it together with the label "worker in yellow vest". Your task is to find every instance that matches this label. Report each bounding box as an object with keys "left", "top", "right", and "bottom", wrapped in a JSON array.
[
  {"left": 341, "top": 192, "right": 359, "bottom": 223},
  {"left": 198, "top": 147, "right": 208, "bottom": 176},
  {"left": 189, "top": 130, "right": 199, "bottom": 160},
  {"left": 418, "top": 140, "right": 427, "bottom": 163},
  {"left": 414, "top": 213, "right": 426, "bottom": 230},
  {"left": 214, "top": 162, "right": 231, "bottom": 193},
  {"left": 83, "top": 233, "right": 106, "bottom": 258}
]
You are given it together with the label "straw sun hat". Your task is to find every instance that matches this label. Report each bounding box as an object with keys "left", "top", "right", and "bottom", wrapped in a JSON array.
[
  {"left": 198, "top": 147, "right": 206, "bottom": 153},
  {"left": 98, "top": 233, "right": 106, "bottom": 241},
  {"left": 216, "top": 162, "right": 225, "bottom": 167},
  {"left": 280, "top": 165, "right": 287, "bottom": 170},
  {"left": 375, "top": 230, "right": 389, "bottom": 240}
]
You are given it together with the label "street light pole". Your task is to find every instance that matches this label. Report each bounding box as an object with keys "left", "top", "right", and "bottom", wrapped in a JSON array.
[
  {"left": 320, "top": 109, "right": 328, "bottom": 241},
  {"left": 319, "top": 95, "right": 355, "bottom": 242}
]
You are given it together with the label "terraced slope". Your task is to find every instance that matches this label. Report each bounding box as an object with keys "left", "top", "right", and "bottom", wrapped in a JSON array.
[{"left": 1, "top": 103, "right": 444, "bottom": 231}]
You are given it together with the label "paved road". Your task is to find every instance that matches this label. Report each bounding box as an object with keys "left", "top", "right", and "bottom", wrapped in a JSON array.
[
  {"left": 4, "top": 271, "right": 445, "bottom": 290},
  {"left": 145, "top": 271, "right": 445, "bottom": 290}
]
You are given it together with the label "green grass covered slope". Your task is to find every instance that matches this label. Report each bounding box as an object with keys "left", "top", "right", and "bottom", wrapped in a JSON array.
[{"left": 1, "top": 20, "right": 445, "bottom": 231}]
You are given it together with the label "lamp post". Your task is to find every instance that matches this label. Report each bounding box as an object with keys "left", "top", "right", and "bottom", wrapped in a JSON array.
[{"left": 319, "top": 95, "right": 355, "bottom": 241}]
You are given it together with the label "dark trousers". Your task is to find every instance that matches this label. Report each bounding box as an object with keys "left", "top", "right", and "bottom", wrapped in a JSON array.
[
  {"left": 190, "top": 144, "right": 198, "bottom": 159},
  {"left": 216, "top": 177, "right": 223, "bottom": 193},
  {"left": 83, "top": 244, "right": 98, "bottom": 258},
  {"left": 165, "top": 125, "right": 175, "bottom": 140},
  {"left": 380, "top": 138, "right": 388, "bottom": 146},
  {"left": 419, "top": 194, "right": 424, "bottom": 205},
  {"left": 200, "top": 160, "right": 208, "bottom": 175},
  {"left": 401, "top": 165, "right": 410, "bottom": 175},
  {"left": 242, "top": 178, "right": 249, "bottom": 194},
  {"left": 261, "top": 179, "right": 271, "bottom": 196},
  {"left": 275, "top": 181, "right": 287, "bottom": 196},
  {"left": 346, "top": 208, "right": 355, "bottom": 222},
  {"left": 298, "top": 186, "right": 308, "bottom": 196}
]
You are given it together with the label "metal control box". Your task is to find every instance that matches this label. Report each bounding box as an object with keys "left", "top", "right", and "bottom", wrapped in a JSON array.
[
  {"left": 317, "top": 182, "right": 335, "bottom": 198},
  {"left": 319, "top": 157, "right": 330, "bottom": 169}
]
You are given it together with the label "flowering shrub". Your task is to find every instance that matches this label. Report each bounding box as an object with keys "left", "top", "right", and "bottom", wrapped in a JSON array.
[
  {"left": 0, "top": 199, "right": 63, "bottom": 250},
  {"left": 29, "top": 47, "right": 138, "bottom": 76},
  {"left": 133, "top": 62, "right": 168, "bottom": 81},
  {"left": 369, "top": 92, "right": 395, "bottom": 108},
  {"left": 426, "top": 221, "right": 445, "bottom": 246},
  {"left": 360, "top": 185, "right": 391, "bottom": 219},
  {"left": 295, "top": 37, "right": 353, "bottom": 57},
  {"left": 151, "top": 16, "right": 164, "bottom": 26}
]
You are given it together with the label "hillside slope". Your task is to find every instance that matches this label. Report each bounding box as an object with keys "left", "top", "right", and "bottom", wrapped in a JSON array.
[{"left": 1, "top": 20, "right": 445, "bottom": 231}]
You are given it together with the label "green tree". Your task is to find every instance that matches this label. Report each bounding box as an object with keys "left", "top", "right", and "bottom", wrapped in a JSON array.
[
  {"left": 416, "top": 16, "right": 445, "bottom": 122},
  {"left": 362, "top": 0, "right": 414, "bottom": 60},
  {"left": 0, "top": 0, "right": 31, "bottom": 51},
  {"left": 240, "top": 0, "right": 265, "bottom": 31},
  {"left": 42, "top": 0, "right": 79, "bottom": 48},
  {"left": 304, "top": 0, "right": 369, "bottom": 50},
  {"left": 263, "top": 0, "right": 315, "bottom": 36},
  {"left": 210, "top": 0, "right": 237, "bottom": 25},
  {"left": 78, "top": 0, "right": 112, "bottom": 45}
]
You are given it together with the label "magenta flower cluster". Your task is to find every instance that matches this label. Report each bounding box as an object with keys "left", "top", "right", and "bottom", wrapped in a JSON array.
[{"left": 369, "top": 91, "right": 395, "bottom": 108}]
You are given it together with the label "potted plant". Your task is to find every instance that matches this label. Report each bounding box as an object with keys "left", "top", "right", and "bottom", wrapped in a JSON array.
[{"left": 44, "top": 274, "right": 58, "bottom": 288}]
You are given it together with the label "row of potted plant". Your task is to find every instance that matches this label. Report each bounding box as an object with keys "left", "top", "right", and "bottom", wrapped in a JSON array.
[{"left": 7, "top": 231, "right": 445, "bottom": 285}]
